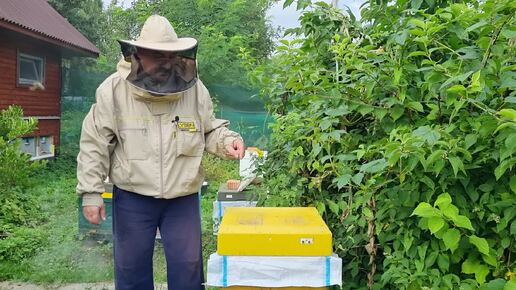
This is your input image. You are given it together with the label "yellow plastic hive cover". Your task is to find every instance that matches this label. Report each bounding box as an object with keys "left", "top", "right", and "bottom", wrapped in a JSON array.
[{"left": 217, "top": 207, "right": 332, "bottom": 256}]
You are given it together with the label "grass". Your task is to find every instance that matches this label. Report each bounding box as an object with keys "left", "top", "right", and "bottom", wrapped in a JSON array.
[{"left": 0, "top": 153, "right": 238, "bottom": 288}]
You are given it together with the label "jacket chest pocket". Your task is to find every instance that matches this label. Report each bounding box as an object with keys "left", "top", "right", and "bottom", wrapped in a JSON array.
[
  {"left": 176, "top": 118, "right": 204, "bottom": 157},
  {"left": 119, "top": 127, "right": 149, "bottom": 160}
]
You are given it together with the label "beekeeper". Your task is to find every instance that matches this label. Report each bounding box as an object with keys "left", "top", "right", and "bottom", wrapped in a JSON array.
[{"left": 76, "top": 15, "right": 245, "bottom": 290}]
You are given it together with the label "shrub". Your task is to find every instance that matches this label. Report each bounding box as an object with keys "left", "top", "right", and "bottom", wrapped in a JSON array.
[
  {"left": 0, "top": 106, "right": 46, "bottom": 260},
  {"left": 247, "top": 0, "right": 516, "bottom": 288}
]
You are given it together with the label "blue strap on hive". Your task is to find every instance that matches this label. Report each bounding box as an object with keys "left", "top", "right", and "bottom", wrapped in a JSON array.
[
  {"left": 325, "top": 256, "right": 331, "bottom": 286},
  {"left": 222, "top": 255, "right": 228, "bottom": 287},
  {"left": 218, "top": 201, "right": 223, "bottom": 220}
]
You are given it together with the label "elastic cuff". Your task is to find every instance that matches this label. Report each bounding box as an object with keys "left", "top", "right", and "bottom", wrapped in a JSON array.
[{"left": 81, "top": 193, "right": 104, "bottom": 207}]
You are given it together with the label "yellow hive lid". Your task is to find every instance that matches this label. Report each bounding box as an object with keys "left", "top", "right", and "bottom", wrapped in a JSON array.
[{"left": 218, "top": 207, "right": 332, "bottom": 256}]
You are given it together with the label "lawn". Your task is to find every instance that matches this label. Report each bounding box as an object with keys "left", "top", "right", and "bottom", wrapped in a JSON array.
[{"left": 0, "top": 153, "right": 239, "bottom": 288}]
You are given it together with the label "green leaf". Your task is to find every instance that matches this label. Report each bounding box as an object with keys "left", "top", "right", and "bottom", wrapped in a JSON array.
[
  {"left": 434, "top": 192, "right": 452, "bottom": 209},
  {"left": 465, "top": 134, "right": 478, "bottom": 149},
  {"left": 391, "top": 105, "right": 405, "bottom": 121},
  {"left": 412, "top": 202, "right": 440, "bottom": 218},
  {"left": 425, "top": 251, "right": 438, "bottom": 268},
  {"left": 408, "top": 101, "right": 424, "bottom": 112},
  {"left": 437, "top": 254, "right": 450, "bottom": 272},
  {"left": 316, "top": 201, "right": 326, "bottom": 215},
  {"left": 499, "top": 109, "right": 516, "bottom": 121},
  {"left": 505, "top": 134, "right": 516, "bottom": 152},
  {"left": 447, "top": 84, "right": 467, "bottom": 93},
  {"left": 327, "top": 199, "right": 340, "bottom": 215},
  {"left": 469, "top": 71, "right": 481, "bottom": 92},
  {"left": 466, "top": 20, "right": 488, "bottom": 32},
  {"left": 462, "top": 257, "right": 477, "bottom": 274},
  {"left": 505, "top": 96, "right": 516, "bottom": 104},
  {"left": 440, "top": 71, "right": 474, "bottom": 90},
  {"left": 481, "top": 279, "right": 506, "bottom": 290},
  {"left": 455, "top": 215, "right": 474, "bottom": 231},
  {"left": 351, "top": 172, "right": 364, "bottom": 185},
  {"left": 334, "top": 174, "right": 352, "bottom": 189},
  {"left": 411, "top": 0, "right": 423, "bottom": 10},
  {"left": 449, "top": 156, "right": 465, "bottom": 177},
  {"left": 360, "top": 159, "right": 388, "bottom": 173},
  {"left": 283, "top": 0, "right": 295, "bottom": 8},
  {"left": 495, "top": 122, "right": 516, "bottom": 134},
  {"left": 441, "top": 204, "right": 459, "bottom": 220},
  {"left": 409, "top": 18, "right": 426, "bottom": 29},
  {"left": 408, "top": 51, "right": 427, "bottom": 58},
  {"left": 320, "top": 119, "right": 333, "bottom": 130},
  {"left": 363, "top": 207, "right": 373, "bottom": 219},
  {"left": 428, "top": 216, "right": 445, "bottom": 234},
  {"left": 475, "top": 265, "right": 489, "bottom": 285},
  {"left": 510, "top": 220, "right": 516, "bottom": 235},
  {"left": 456, "top": 46, "right": 480, "bottom": 60},
  {"left": 413, "top": 126, "right": 441, "bottom": 145},
  {"left": 504, "top": 280, "right": 516, "bottom": 290},
  {"left": 426, "top": 150, "right": 445, "bottom": 166},
  {"left": 511, "top": 175, "right": 516, "bottom": 193},
  {"left": 500, "top": 71, "right": 516, "bottom": 89},
  {"left": 462, "top": 257, "right": 490, "bottom": 284},
  {"left": 479, "top": 183, "right": 494, "bottom": 193},
  {"left": 443, "top": 228, "right": 461, "bottom": 252},
  {"left": 326, "top": 106, "right": 349, "bottom": 117},
  {"left": 495, "top": 158, "right": 516, "bottom": 180},
  {"left": 420, "top": 176, "right": 435, "bottom": 190},
  {"left": 393, "top": 68, "right": 402, "bottom": 85},
  {"left": 469, "top": 235, "right": 490, "bottom": 255},
  {"left": 482, "top": 254, "right": 498, "bottom": 267}
]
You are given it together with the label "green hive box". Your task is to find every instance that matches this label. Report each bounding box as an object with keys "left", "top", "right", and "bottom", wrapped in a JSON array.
[
  {"left": 78, "top": 184, "right": 113, "bottom": 240},
  {"left": 217, "top": 184, "right": 257, "bottom": 201}
]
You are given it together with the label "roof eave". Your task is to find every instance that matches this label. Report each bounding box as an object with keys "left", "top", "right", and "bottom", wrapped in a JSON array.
[{"left": 0, "top": 20, "right": 100, "bottom": 58}]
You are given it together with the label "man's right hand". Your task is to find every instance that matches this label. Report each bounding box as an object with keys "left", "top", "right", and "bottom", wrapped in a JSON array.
[{"left": 83, "top": 204, "right": 106, "bottom": 225}]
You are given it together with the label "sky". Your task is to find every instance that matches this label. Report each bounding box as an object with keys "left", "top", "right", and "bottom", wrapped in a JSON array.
[{"left": 101, "top": 0, "right": 365, "bottom": 32}]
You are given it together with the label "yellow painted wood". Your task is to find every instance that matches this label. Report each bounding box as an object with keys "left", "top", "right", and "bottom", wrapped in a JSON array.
[{"left": 217, "top": 207, "right": 332, "bottom": 256}]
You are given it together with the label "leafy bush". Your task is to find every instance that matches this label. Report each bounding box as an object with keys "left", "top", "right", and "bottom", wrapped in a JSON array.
[
  {"left": 0, "top": 106, "right": 43, "bottom": 189},
  {"left": 0, "top": 106, "right": 47, "bottom": 264},
  {"left": 247, "top": 0, "right": 515, "bottom": 288},
  {"left": 0, "top": 226, "right": 48, "bottom": 263}
]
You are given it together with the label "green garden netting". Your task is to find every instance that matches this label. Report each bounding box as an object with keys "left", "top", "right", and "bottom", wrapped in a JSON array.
[{"left": 61, "top": 67, "right": 270, "bottom": 157}]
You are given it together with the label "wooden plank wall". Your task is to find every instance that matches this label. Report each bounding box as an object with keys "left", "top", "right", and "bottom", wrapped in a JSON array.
[{"left": 0, "top": 28, "right": 61, "bottom": 145}]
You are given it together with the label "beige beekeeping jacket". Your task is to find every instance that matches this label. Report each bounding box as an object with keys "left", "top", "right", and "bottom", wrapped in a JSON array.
[{"left": 76, "top": 59, "right": 241, "bottom": 207}]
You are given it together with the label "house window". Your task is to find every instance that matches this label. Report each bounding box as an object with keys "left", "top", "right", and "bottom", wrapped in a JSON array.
[{"left": 18, "top": 53, "right": 45, "bottom": 85}]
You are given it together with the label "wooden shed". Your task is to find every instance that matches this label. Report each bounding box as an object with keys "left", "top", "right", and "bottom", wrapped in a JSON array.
[{"left": 0, "top": 0, "right": 99, "bottom": 160}]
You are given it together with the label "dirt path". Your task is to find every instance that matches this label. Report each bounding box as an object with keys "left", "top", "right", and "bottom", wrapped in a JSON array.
[{"left": 0, "top": 282, "right": 168, "bottom": 290}]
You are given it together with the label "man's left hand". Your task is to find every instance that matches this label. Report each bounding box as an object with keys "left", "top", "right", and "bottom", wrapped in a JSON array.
[{"left": 226, "top": 138, "right": 245, "bottom": 159}]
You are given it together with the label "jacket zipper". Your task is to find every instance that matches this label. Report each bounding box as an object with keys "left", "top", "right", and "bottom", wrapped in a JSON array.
[{"left": 159, "top": 115, "right": 163, "bottom": 196}]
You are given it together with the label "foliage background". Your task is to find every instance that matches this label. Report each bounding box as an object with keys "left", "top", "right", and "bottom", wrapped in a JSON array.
[{"left": 247, "top": 0, "right": 516, "bottom": 289}]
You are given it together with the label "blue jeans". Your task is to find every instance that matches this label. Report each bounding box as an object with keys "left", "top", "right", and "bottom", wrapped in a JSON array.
[{"left": 113, "top": 186, "right": 205, "bottom": 290}]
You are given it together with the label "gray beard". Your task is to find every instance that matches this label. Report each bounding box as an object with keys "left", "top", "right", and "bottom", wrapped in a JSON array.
[{"left": 130, "top": 71, "right": 197, "bottom": 95}]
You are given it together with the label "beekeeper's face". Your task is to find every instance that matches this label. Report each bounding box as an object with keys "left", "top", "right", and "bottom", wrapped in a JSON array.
[
  {"left": 136, "top": 48, "right": 185, "bottom": 83},
  {"left": 121, "top": 43, "right": 198, "bottom": 95}
]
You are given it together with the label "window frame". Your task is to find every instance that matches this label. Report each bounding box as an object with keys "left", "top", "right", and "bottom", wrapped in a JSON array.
[{"left": 17, "top": 52, "right": 45, "bottom": 86}]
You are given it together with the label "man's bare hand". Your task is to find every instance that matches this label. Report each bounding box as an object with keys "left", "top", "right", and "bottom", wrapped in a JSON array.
[
  {"left": 83, "top": 204, "right": 106, "bottom": 225},
  {"left": 226, "top": 138, "right": 245, "bottom": 160}
]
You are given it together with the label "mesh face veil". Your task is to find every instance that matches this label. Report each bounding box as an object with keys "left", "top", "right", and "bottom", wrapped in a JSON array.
[{"left": 119, "top": 41, "right": 198, "bottom": 95}]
